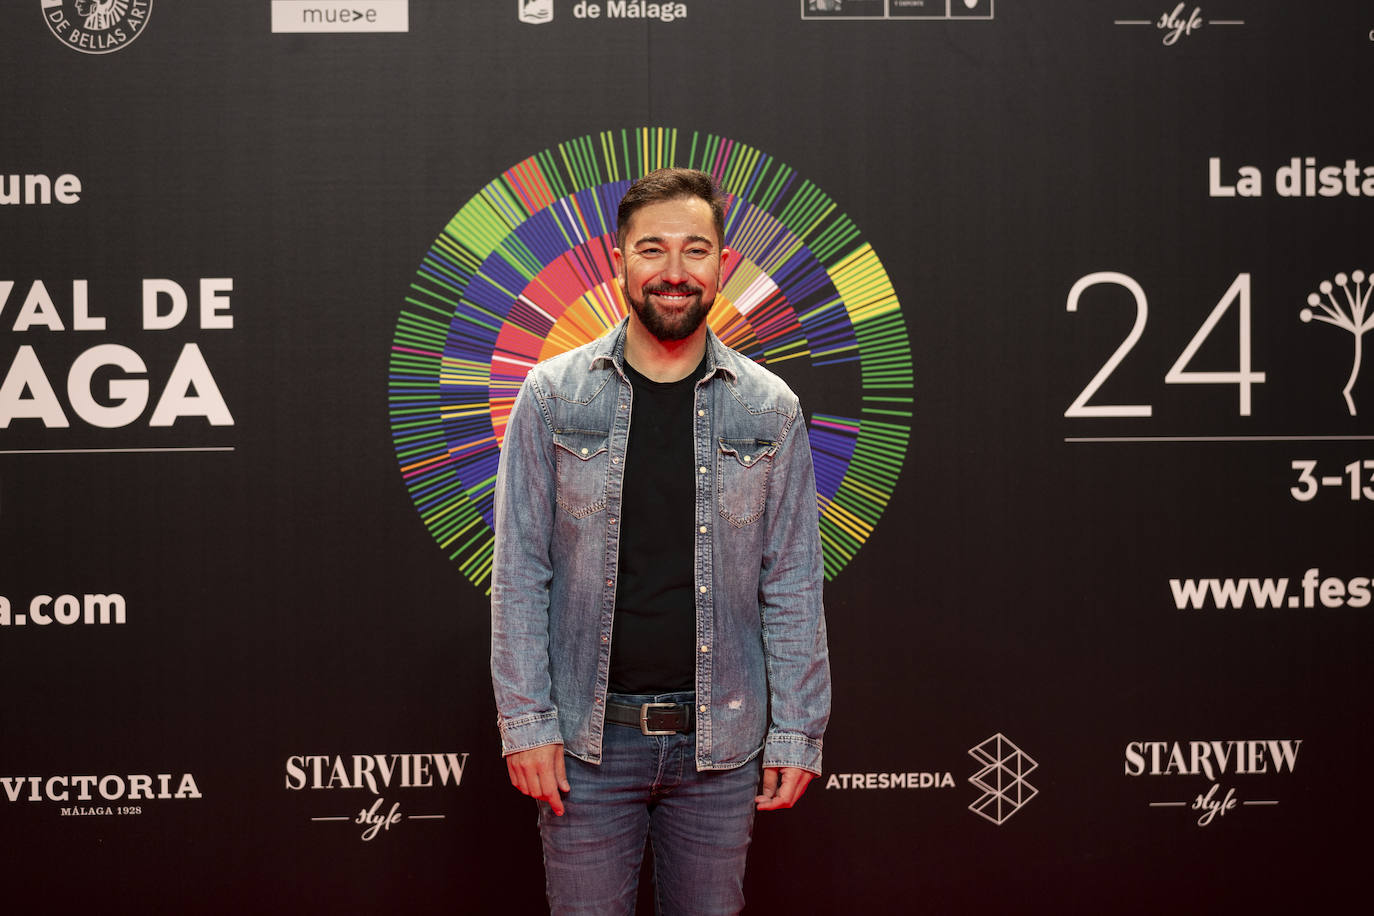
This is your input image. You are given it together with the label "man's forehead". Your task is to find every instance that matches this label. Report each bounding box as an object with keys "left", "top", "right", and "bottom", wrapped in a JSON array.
[{"left": 623, "top": 197, "right": 719, "bottom": 243}]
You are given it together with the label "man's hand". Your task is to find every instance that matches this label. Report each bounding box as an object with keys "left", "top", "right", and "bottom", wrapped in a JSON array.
[
  {"left": 755, "top": 766, "right": 814, "bottom": 811},
  {"left": 506, "top": 743, "right": 571, "bottom": 816}
]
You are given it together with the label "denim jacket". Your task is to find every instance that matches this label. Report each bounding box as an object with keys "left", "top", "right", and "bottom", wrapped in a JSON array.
[{"left": 491, "top": 318, "right": 830, "bottom": 774}]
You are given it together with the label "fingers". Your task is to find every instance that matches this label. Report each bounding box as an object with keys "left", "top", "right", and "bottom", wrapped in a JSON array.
[
  {"left": 506, "top": 744, "right": 568, "bottom": 816},
  {"left": 755, "top": 767, "right": 779, "bottom": 805},
  {"left": 756, "top": 766, "right": 815, "bottom": 811},
  {"left": 554, "top": 748, "right": 570, "bottom": 793}
]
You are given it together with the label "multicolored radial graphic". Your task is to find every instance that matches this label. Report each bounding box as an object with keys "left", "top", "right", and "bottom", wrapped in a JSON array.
[{"left": 389, "top": 128, "right": 913, "bottom": 590}]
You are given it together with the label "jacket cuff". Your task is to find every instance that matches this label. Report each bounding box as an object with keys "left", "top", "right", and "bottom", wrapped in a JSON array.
[
  {"left": 498, "top": 711, "right": 562, "bottom": 756},
  {"left": 762, "top": 731, "right": 823, "bottom": 776}
]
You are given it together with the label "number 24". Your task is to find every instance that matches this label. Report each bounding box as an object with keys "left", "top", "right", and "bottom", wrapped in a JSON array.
[{"left": 1065, "top": 272, "right": 1265, "bottom": 418}]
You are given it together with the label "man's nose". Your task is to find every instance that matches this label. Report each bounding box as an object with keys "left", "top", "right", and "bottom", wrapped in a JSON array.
[{"left": 660, "top": 252, "right": 689, "bottom": 283}]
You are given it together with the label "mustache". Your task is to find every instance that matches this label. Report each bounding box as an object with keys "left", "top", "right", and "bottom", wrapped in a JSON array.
[{"left": 643, "top": 283, "right": 703, "bottom": 296}]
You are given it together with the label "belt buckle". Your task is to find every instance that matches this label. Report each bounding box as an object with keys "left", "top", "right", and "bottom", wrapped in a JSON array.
[{"left": 639, "top": 702, "right": 678, "bottom": 736}]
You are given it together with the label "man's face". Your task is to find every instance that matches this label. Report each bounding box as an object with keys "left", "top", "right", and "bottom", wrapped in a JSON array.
[{"left": 613, "top": 196, "right": 728, "bottom": 343}]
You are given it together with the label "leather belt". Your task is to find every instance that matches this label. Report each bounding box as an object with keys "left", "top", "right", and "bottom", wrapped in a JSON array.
[{"left": 605, "top": 700, "right": 695, "bottom": 736}]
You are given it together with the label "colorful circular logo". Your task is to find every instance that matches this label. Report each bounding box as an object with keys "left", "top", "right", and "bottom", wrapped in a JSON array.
[
  {"left": 42, "top": 0, "right": 153, "bottom": 54},
  {"left": 389, "top": 128, "right": 913, "bottom": 590}
]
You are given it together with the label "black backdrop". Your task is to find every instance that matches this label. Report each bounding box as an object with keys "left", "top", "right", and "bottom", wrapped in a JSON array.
[{"left": 3, "top": 2, "right": 1371, "bottom": 912}]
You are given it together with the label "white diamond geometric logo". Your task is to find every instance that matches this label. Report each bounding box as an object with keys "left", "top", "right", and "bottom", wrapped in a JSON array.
[{"left": 968, "top": 733, "right": 1038, "bottom": 825}]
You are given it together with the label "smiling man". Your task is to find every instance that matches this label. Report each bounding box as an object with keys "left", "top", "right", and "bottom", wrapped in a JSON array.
[{"left": 491, "top": 168, "right": 830, "bottom": 915}]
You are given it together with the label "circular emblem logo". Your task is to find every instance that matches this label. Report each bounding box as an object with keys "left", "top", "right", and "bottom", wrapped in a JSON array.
[
  {"left": 42, "top": 0, "right": 153, "bottom": 55},
  {"left": 390, "top": 128, "right": 914, "bottom": 591}
]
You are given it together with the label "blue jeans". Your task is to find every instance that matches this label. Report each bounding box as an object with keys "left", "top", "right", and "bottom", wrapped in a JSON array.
[{"left": 538, "top": 693, "right": 761, "bottom": 915}]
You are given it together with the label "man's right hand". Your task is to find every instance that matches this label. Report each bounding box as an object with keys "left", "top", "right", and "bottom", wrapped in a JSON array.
[{"left": 505, "top": 743, "right": 571, "bottom": 816}]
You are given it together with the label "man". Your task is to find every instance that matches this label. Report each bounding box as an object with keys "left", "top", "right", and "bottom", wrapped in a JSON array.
[{"left": 491, "top": 168, "right": 830, "bottom": 915}]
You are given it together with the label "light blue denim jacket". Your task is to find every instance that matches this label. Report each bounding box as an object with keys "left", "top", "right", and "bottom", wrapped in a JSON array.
[{"left": 491, "top": 318, "right": 830, "bottom": 774}]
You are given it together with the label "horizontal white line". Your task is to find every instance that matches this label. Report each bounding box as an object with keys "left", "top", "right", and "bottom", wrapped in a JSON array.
[
  {"left": 1242, "top": 800, "right": 1279, "bottom": 806},
  {"left": 1148, "top": 801, "right": 1188, "bottom": 807},
  {"left": 1066, "top": 435, "right": 1374, "bottom": 443},
  {"left": 310, "top": 816, "right": 351, "bottom": 822},
  {"left": 491, "top": 354, "right": 537, "bottom": 370},
  {"left": 406, "top": 814, "right": 446, "bottom": 820},
  {"left": 802, "top": 15, "right": 994, "bottom": 21},
  {"left": 517, "top": 295, "right": 556, "bottom": 325},
  {"left": 1210, "top": 20, "right": 1245, "bottom": 25},
  {"left": 0, "top": 447, "right": 236, "bottom": 455},
  {"left": 1113, "top": 20, "right": 1152, "bottom": 26}
]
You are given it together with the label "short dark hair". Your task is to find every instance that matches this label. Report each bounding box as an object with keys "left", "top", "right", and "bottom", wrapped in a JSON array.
[{"left": 616, "top": 168, "right": 727, "bottom": 250}]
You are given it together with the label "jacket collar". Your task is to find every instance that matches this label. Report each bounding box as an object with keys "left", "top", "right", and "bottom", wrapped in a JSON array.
[{"left": 587, "top": 317, "right": 738, "bottom": 384}]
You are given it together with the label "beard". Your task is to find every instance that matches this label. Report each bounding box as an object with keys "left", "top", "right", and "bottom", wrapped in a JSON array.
[{"left": 623, "top": 282, "right": 713, "bottom": 342}]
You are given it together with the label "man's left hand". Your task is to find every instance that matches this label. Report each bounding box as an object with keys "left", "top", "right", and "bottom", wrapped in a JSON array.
[{"left": 755, "top": 766, "right": 814, "bottom": 811}]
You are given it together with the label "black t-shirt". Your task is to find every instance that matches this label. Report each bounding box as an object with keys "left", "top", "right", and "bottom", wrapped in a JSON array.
[{"left": 607, "top": 356, "right": 705, "bottom": 694}]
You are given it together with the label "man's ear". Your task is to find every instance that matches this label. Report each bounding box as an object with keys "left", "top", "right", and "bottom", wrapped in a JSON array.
[{"left": 611, "top": 246, "right": 625, "bottom": 282}]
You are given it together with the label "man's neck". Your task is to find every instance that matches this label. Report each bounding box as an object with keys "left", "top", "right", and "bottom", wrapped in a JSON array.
[{"left": 623, "top": 317, "right": 708, "bottom": 383}]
